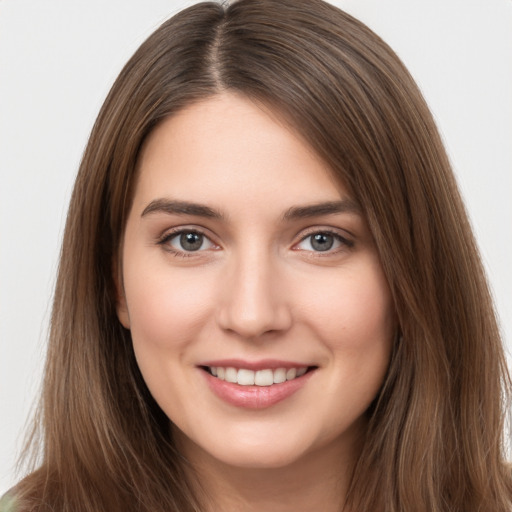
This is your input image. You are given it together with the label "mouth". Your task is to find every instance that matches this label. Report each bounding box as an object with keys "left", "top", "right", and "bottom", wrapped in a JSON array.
[
  {"left": 198, "top": 359, "right": 318, "bottom": 408},
  {"left": 201, "top": 365, "right": 315, "bottom": 387}
]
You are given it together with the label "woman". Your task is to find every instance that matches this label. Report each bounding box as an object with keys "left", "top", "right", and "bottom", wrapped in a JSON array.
[{"left": 4, "top": 0, "right": 511, "bottom": 510}]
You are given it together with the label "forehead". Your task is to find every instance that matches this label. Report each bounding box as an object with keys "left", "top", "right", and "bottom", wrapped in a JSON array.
[{"left": 132, "top": 93, "right": 349, "bottom": 214}]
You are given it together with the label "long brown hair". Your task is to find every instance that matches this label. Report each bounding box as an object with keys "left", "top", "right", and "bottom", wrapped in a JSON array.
[{"left": 9, "top": 0, "right": 511, "bottom": 510}]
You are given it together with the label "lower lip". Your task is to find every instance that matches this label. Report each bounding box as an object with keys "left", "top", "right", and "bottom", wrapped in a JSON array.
[{"left": 202, "top": 369, "right": 314, "bottom": 409}]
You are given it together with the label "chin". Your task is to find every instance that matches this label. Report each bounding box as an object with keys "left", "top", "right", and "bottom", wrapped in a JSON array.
[
  {"left": 215, "top": 445, "right": 306, "bottom": 470},
  {"left": 175, "top": 424, "right": 314, "bottom": 471}
]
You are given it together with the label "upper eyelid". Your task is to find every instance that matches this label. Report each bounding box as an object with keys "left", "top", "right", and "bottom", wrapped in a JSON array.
[
  {"left": 295, "top": 225, "right": 354, "bottom": 241},
  {"left": 158, "top": 225, "right": 215, "bottom": 242}
]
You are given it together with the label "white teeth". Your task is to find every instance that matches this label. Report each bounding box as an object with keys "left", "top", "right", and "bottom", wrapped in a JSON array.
[
  {"left": 237, "top": 369, "right": 255, "bottom": 385},
  {"left": 273, "top": 368, "right": 287, "bottom": 384},
  {"left": 225, "top": 367, "right": 237, "bottom": 383},
  {"left": 254, "top": 369, "right": 273, "bottom": 386},
  {"left": 296, "top": 367, "right": 307, "bottom": 377},
  {"left": 286, "top": 368, "right": 297, "bottom": 380},
  {"left": 209, "top": 366, "right": 309, "bottom": 386}
]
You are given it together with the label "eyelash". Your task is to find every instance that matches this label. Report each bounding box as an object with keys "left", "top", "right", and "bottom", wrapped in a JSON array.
[
  {"left": 157, "top": 228, "right": 216, "bottom": 258},
  {"left": 156, "top": 227, "right": 354, "bottom": 257},
  {"left": 294, "top": 229, "right": 354, "bottom": 255}
]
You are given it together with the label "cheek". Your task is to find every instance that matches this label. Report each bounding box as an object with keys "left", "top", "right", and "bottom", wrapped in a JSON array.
[
  {"left": 121, "top": 258, "right": 218, "bottom": 420},
  {"left": 299, "top": 262, "right": 395, "bottom": 349},
  {"left": 294, "top": 257, "right": 395, "bottom": 407},
  {"left": 122, "top": 257, "right": 215, "bottom": 352},
  {"left": 305, "top": 264, "right": 394, "bottom": 425}
]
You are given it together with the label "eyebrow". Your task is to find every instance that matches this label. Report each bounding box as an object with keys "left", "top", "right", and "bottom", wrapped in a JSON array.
[
  {"left": 141, "top": 199, "right": 224, "bottom": 219},
  {"left": 140, "top": 198, "right": 361, "bottom": 221},
  {"left": 282, "top": 199, "right": 361, "bottom": 220}
]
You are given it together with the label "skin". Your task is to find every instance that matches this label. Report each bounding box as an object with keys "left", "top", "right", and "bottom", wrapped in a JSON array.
[{"left": 117, "top": 93, "right": 396, "bottom": 511}]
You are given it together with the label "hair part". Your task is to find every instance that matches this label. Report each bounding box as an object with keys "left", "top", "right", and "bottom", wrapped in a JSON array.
[{"left": 12, "top": 1, "right": 511, "bottom": 510}]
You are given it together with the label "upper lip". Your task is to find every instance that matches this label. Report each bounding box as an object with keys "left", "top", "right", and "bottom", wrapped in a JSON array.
[{"left": 198, "top": 359, "right": 316, "bottom": 371}]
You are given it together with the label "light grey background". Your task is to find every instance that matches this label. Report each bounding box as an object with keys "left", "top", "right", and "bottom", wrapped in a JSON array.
[{"left": 1, "top": 0, "right": 511, "bottom": 495}]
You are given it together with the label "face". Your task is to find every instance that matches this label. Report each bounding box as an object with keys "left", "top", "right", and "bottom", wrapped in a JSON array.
[{"left": 117, "top": 93, "right": 395, "bottom": 470}]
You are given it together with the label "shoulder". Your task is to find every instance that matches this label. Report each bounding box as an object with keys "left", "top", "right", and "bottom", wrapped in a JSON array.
[
  {"left": 0, "top": 493, "right": 18, "bottom": 512},
  {"left": 0, "top": 489, "right": 42, "bottom": 512}
]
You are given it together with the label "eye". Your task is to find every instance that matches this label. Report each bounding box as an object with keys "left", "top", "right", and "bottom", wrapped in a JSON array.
[
  {"left": 162, "top": 230, "right": 216, "bottom": 253},
  {"left": 295, "top": 231, "right": 352, "bottom": 253}
]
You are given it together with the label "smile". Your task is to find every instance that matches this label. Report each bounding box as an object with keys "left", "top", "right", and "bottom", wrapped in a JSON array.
[
  {"left": 200, "top": 362, "right": 317, "bottom": 409},
  {"left": 206, "top": 366, "right": 309, "bottom": 386}
]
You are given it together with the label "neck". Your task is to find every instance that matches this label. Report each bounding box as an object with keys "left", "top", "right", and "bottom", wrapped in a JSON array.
[{"left": 178, "top": 423, "right": 365, "bottom": 512}]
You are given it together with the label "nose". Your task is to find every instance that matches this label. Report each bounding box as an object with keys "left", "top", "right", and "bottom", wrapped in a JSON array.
[{"left": 216, "top": 248, "right": 292, "bottom": 339}]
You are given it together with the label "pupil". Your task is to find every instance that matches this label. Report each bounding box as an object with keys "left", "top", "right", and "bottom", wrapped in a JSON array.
[
  {"left": 180, "top": 232, "right": 203, "bottom": 251},
  {"left": 311, "top": 233, "right": 334, "bottom": 251}
]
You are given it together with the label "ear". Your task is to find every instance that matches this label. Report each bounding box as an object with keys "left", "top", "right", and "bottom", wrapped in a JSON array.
[
  {"left": 116, "top": 292, "right": 131, "bottom": 330},
  {"left": 113, "top": 259, "right": 131, "bottom": 329}
]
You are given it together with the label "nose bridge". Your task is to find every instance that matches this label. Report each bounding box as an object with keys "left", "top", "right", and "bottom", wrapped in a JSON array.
[{"left": 216, "top": 242, "right": 291, "bottom": 338}]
